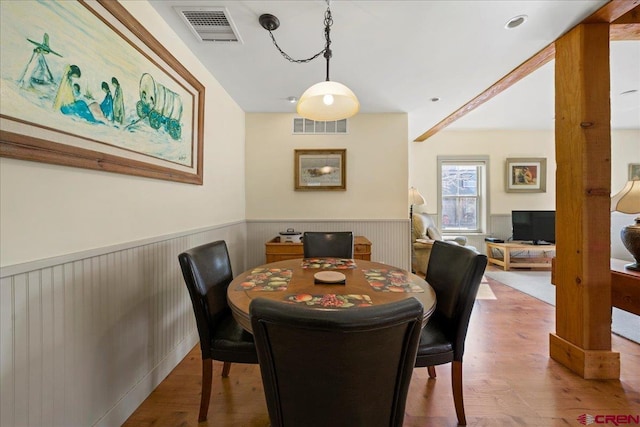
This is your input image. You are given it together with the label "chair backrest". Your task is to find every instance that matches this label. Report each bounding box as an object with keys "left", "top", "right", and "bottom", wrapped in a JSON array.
[
  {"left": 425, "top": 240, "right": 488, "bottom": 360},
  {"left": 250, "top": 298, "right": 423, "bottom": 427},
  {"left": 178, "top": 240, "right": 234, "bottom": 359},
  {"left": 302, "top": 231, "right": 354, "bottom": 258}
]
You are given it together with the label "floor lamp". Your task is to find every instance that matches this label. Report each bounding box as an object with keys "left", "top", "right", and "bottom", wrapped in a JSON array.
[
  {"left": 409, "top": 186, "right": 426, "bottom": 220},
  {"left": 409, "top": 187, "right": 425, "bottom": 273}
]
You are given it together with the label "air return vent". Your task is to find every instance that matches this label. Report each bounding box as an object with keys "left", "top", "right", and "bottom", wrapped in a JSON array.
[
  {"left": 175, "top": 7, "right": 242, "bottom": 43},
  {"left": 293, "top": 118, "right": 348, "bottom": 134}
]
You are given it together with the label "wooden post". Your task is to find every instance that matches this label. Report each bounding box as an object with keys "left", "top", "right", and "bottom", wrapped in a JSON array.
[{"left": 550, "top": 23, "right": 620, "bottom": 379}]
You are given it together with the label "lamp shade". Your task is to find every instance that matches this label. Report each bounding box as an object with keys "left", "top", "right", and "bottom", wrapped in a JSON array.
[
  {"left": 296, "top": 80, "right": 359, "bottom": 121},
  {"left": 409, "top": 187, "right": 426, "bottom": 206},
  {"left": 611, "top": 180, "right": 640, "bottom": 214}
]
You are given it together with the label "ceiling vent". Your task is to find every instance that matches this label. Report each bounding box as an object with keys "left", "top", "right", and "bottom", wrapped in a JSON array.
[
  {"left": 175, "top": 7, "right": 242, "bottom": 43},
  {"left": 293, "top": 118, "right": 348, "bottom": 134}
]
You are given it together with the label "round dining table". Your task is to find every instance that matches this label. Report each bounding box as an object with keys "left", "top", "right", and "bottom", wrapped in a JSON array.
[{"left": 227, "top": 258, "right": 437, "bottom": 332}]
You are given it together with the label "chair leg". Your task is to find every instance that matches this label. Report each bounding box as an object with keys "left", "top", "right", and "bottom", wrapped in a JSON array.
[
  {"left": 222, "top": 361, "right": 231, "bottom": 377},
  {"left": 199, "top": 359, "right": 213, "bottom": 422},
  {"left": 451, "top": 360, "right": 466, "bottom": 425},
  {"left": 427, "top": 366, "right": 437, "bottom": 378}
]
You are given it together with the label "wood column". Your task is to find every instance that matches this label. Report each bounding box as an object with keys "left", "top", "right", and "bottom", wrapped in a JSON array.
[{"left": 550, "top": 23, "right": 619, "bottom": 379}]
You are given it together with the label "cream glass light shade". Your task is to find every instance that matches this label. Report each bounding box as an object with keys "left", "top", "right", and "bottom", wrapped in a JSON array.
[
  {"left": 409, "top": 187, "right": 426, "bottom": 206},
  {"left": 611, "top": 180, "right": 640, "bottom": 213},
  {"left": 296, "top": 80, "right": 360, "bottom": 121}
]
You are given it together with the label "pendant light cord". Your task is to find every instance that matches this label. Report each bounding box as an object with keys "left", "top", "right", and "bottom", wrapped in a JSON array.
[
  {"left": 266, "top": 2, "right": 333, "bottom": 82},
  {"left": 323, "top": 7, "right": 332, "bottom": 81}
]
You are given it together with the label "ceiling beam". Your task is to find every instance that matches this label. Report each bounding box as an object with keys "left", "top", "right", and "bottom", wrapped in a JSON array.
[
  {"left": 414, "top": 0, "right": 640, "bottom": 142},
  {"left": 611, "top": 23, "right": 640, "bottom": 40},
  {"left": 584, "top": 1, "right": 639, "bottom": 23},
  {"left": 611, "top": 4, "right": 640, "bottom": 40},
  {"left": 413, "top": 44, "right": 555, "bottom": 142}
]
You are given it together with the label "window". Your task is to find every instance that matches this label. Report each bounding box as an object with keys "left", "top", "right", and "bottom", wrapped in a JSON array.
[{"left": 437, "top": 156, "right": 489, "bottom": 233}]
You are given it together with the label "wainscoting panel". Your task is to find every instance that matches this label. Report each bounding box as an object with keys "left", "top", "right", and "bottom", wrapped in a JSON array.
[
  {"left": 246, "top": 220, "right": 411, "bottom": 270},
  {"left": 465, "top": 235, "right": 490, "bottom": 255},
  {"left": 0, "top": 222, "right": 246, "bottom": 427},
  {"left": 490, "top": 214, "right": 513, "bottom": 241}
]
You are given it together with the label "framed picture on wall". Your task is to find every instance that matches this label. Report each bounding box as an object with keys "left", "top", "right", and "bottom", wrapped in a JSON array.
[
  {"left": 0, "top": 1, "right": 204, "bottom": 184},
  {"left": 629, "top": 163, "right": 640, "bottom": 181},
  {"left": 294, "top": 149, "right": 346, "bottom": 191},
  {"left": 505, "top": 158, "right": 546, "bottom": 193}
]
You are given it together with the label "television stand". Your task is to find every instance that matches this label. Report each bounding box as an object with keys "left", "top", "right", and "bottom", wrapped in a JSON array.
[
  {"left": 486, "top": 241, "right": 556, "bottom": 271},
  {"left": 530, "top": 240, "right": 553, "bottom": 246}
]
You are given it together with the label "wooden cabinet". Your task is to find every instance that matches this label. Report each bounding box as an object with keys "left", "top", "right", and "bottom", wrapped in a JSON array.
[
  {"left": 265, "top": 236, "right": 372, "bottom": 263},
  {"left": 610, "top": 259, "right": 640, "bottom": 316}
]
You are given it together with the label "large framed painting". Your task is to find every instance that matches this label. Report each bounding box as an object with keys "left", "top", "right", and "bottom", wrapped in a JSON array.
[
  {"left": 505, "top": 158, "right": 546, "bottom": 193},
  {"left": 0, "top": 1, "right": 204, "bottom": 184},
  {"left": 294, "top": 149, "right": 346, "bottom": 191}
]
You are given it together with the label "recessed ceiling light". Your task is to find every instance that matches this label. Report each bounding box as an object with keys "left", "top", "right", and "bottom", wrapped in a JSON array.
[
  {"left": 431, "top": 97, "right": 440, "bottom": 102},
  {"left": 505, "top": 15, "right": 528, "bottom": 30},
  {"left": 287, "top": 96, "right": 297, "bottom": 103}
]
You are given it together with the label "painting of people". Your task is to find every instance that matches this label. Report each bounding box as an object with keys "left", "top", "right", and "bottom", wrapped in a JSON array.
[
  {"left": 506, "top": 158, "right": 547, "bottom": 193},
  {"left": 0, "top": 0, "right": 200, "bottom": 171}
]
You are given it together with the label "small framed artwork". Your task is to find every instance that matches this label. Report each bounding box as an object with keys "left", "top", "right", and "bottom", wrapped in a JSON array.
[
  {"left": 629, "top": 163, "right": 640, "bottom": 181},
  {"left": 294, "top": 149, "right": 346, "bottom": 191},
  {"left": 506, "top": 158, "right": 546, "bottom": 193}
]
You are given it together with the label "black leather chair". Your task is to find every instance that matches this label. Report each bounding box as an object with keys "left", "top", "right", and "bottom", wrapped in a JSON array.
[
  {"left": 302, "top": 231, "right": 354, "bottom": 258},
  {"left": 415, "top": 240, "right": 488, "bottom": 425},
  {"left": 178, "top": 240, "right": 258, "bottom": 421},
  {"left": 250, "top": 297, "right": 424, "bottom": 427}
]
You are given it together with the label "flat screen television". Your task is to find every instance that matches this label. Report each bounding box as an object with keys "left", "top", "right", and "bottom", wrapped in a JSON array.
[{"left": 511, "top": 210, "right": 555, "bottom": 245}]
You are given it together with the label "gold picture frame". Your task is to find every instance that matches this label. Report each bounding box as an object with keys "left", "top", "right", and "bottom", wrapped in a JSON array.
[
  {"left": 0, "top": 0, "right": 204, "bottom": 184},
  {"left": 294, "top": 149, "right": 346, "bottom": 191},
  {"left": 506, "top": 158, "right": 546, "bottom": 193}
]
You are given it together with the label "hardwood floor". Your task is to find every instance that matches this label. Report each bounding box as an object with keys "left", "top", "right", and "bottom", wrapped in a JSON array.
[{"left": 123, "top": 268, "right": 640, "bottom": 426}]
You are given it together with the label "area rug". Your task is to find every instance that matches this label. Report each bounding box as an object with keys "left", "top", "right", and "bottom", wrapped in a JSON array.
[
  {"left": 485, "top": 270, "right": 640, "bottom": 344},
  {"left": 476, "top": 277, "right": 497, "bottom": 300}
]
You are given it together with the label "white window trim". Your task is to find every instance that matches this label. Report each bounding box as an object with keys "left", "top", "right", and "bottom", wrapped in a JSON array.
[{"left": 437, "top": 155, "right": 490, "bottom": 234}]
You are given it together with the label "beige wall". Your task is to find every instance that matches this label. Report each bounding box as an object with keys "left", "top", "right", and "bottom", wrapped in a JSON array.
[
  {"left": 410, "top": 130, "right": 557, "bottom": 214},
  {"left": 0, "top": 1, "right": 247, "bottom": 267},
  {"left": 409, "top": 128, "right": 638, "bottom": 258},
  {"left": 245, "top": 113, "right": 409, "bottom": 220},
  {"left": 611, "top": 129, "right": 640, "bottom": 192},
  {"left": 409, "top": 129, "right": 639, "bottom": 215}
]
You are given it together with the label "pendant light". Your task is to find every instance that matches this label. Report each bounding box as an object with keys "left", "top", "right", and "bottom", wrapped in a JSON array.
[{"left": 259, "top": 1, "right": 359, "bottom": 121}]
